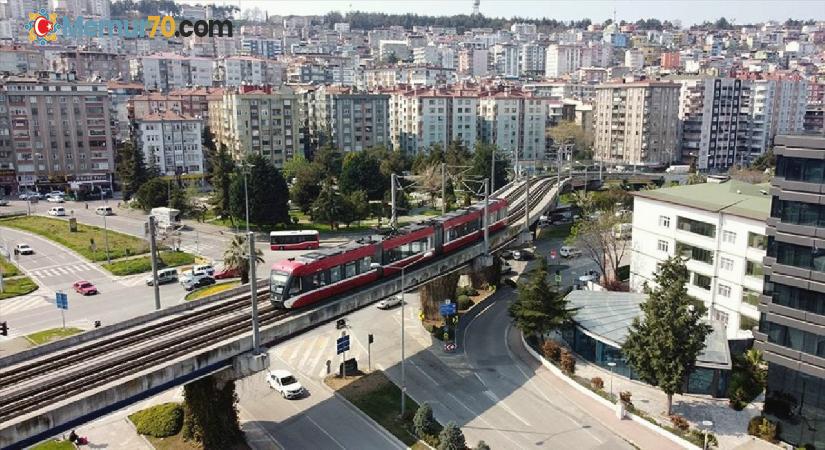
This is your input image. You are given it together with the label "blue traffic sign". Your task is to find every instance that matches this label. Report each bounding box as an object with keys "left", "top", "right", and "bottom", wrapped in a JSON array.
[
  {"left": 55, "top": 292, "right": 68, "bottom": 310},
  {"left": 336, "top": 335, "right": 350, "bottom": 354},
  {"left": 440, "top": 302, "right": 457, "bottom": 316}
]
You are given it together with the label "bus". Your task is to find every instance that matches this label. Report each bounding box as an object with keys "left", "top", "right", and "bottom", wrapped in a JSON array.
[{"left": 270, "top": 230, "right": 320, "bottom": 250}]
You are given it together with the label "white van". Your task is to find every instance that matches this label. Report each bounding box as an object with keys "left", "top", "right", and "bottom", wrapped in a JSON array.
[
  {"left": 47, "top": 206, "right": 66, "bottom": 216},
  {"left": 560, "top": 246, "right": 582, "bottom": 258},
  {"left": 145, "top": 268, "right": 178, "bottom": 286},
  {"left": 95, "top": 206, "right": 113, "bottom": 216},
  {"left": 193, "top": 263, "right": 215, "bottom": 276}
]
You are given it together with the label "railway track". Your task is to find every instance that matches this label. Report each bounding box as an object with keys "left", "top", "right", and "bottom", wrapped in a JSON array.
[{"left": 0, "top": 177, "right": 553, "bottom": 427}]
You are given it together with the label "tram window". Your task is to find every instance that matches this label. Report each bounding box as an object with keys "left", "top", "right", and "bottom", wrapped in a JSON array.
[
  {"left": 345, "top": 262, "right": 357, "bottom": 278},
  {"left": 330, "top": 266, "right": 342, "bottom": 283}
]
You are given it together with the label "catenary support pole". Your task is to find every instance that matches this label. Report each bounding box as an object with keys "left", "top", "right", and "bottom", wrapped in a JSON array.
[
  {"left": 391, "top": 173, "right": 397, "bottom": 229},
  {"left": 248, "top": 231, "right": 261, "bottom": 354},
  {"left": 441, "top": 163, "right": 446, "bottom": 214},
  {"left": 483, "top": 178, "right": 489, "bottom": 254},
  {"left": 148, "top": 216, "right": 160, "bottom": 310}
]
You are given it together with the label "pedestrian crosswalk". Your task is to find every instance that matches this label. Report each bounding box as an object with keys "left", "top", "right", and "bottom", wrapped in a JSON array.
[
  {"left": 29, "top": 263, "right": 99, "bottom": 279},
  {"left": 276, "top": 333, "right": 369, "bottom": 380},
  {"left": 0, "top": 293, "right": 51, "bottom": 314},
  {"left": 119, "top": 275, "right": 150, "bottom": 287}
]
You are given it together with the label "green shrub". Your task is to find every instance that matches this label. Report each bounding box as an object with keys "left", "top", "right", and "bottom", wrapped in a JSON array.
[
  {"left": 437, "top": 422, "right": 466, "bottom": 450},
  {"left": 413, "top": 403, "right": 436, "bottom": 438},
  {"left": 456, "top": 285, "right": 478, "bottom": 297},
  {"left": 457, "top": 295, "right": 473, "bottom": 310},
  {"left": 129, "top": 402, "right": 184, "bottom": 438},
  {"left": 748, "top": 416, "right": 779, "bottom": 443},
  {"left": 475, "top": 440, "right": 491, "bottom": 450},
  {"left": 687, "top": 429, "right": 718, "bottom": 448}
]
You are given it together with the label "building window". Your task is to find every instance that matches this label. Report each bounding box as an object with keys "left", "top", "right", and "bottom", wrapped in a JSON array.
[
  {"left": 748, "top": 232, "right": 767, "bottom": 250},
  {"left": 746, "top": 260, "right": 764, "bottom": 278},
  {"left": 718, "top": 283, "right": 731, "bottom": 298},
  {"left": 692, "top": 273, "right": 711, "bottom": 290},
  {"left": 722, "top": 230, "right": 736, "bottom": 244},
  {"left": 657, "top": 240, "right": 668, "bottom": 252},
  {"left": 742, "top": 287, "right": 760, "bottom": 306},
  {"left": 677, "top": 216, "right": 716, "bottom": 238},
  {"left": 676, "top": 242, "right": 714, "bottom": 265},
  {"left": 720, "top": 257, "right": 734, "bottom": 271},
  {"left": 659, "top": 215, "right": 670, "bottom": 228},
  {"left": 712, "top": 309, "right": 729, "bottom": 326}
]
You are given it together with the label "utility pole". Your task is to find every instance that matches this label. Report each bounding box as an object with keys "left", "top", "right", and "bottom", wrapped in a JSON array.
[
  {"left": 490, "top": 148, "right": 496, "bottom": 193},
  {"left": 148, "top": 216, "right": 160, "bottom": 310},
  {"left": 514, "top": 148, "right": 519, "bottom": 181},
  {"left": 248, "top": 231, "right": 261, "bottom": 354},
  {"left": 390, "top": 173, "right": 397, "bottom": 229},
  {"left": 524, "top": 169, "right": 530, "bottom": 231},
  {"left": 483, "top": 178, "right": 489, "bottom": 254},
  {"left": 241, "top": 164, "right": 252, "bottom": 233},
  {"left": 441, "top": 163, "right": 446, "bottom": 214}
]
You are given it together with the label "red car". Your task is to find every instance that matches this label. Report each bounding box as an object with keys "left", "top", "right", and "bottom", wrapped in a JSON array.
[
  {"left": 73, "top": 280, "right": 98, "bottom": 295},
  {"left": 214, "top": 267, "right": 240, "bottom": 280}
]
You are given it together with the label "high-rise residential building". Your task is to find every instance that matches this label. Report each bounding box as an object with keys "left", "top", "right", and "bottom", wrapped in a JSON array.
[
  {"left": 748, "top": 78, "right": 807, "bottom": 156},
  {"left": 0, "top": 74, "right": 114, "bottom": 194},
  {"left": 492, "top": 43, "right": 519, "bottom": 79},
  {"left": 545, "top": 44, "right": 583, "bottom": 78},
  {"left": 208, "top": 85, "right": 302, "bottom": 167},
  {"left": 136, "top": 112, "right": 204, "bottom": 175},
  {"left": 660, "top": 51, "right": 681, "bottom": 70},
  {"left": 221, "top": 57, "right": 285, "bottom": 87},
  {"left": 130, "top": 88, "right": 218, "bottom": 122},
  {"left": 624, "top": 48, "right": 645, "bottom": 70},
  {"left": 379, "top": 40, "right": 412, "bottom": 62},
  {"left": 241, "top": 38, "right": 283, "bottom": 59},
  {"left": 389, "top": 87, "right": 479, "bottom": 154},
  {"left": 56, "top": 50, "right": 128, "bottom": 82},
  {"left": 519, "top": 42, "right": 546, "bottom": 76},
  {"left": 457, "top": 48, "right": 489, "bottom": 78},
  {"left": 141, "top": 54, "right": 214, "bottom": 92},
  {"left": 0, "top": 46, "right": 46, "bottom": 75},
  {"left": 756, "top": 135, "right": 825, "bottom": 448},
  {"left": 678, "top": 77, "right": 752, "bottom": 171},
  {"left": 107, "top": 81, "right": 144, "bottom": 142},
  {"left": 593, "top": 81, "right": 681, "bottom": 166},
  {"left": 304, "top": 86, "right": 389, "bottom": 153},
  {"left": 478, "top": 89, "right": 550, "bottom": 169},
  {"left": 631, "top": 178, "right": 768, "bottom": 338}
]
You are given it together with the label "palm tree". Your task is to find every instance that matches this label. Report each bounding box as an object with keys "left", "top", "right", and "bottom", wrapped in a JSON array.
[{"left": 223, "top": 234, "right": 264, "bottom": 284}]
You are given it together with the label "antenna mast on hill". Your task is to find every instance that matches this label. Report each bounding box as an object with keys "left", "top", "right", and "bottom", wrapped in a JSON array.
[{"left": 472, "top": 0, "right": 480, "bottom": 15}]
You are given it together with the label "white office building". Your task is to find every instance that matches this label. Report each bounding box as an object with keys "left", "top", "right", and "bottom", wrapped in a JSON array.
[{"left": 630, "top": 179, "right": 769, "bottom": 338}]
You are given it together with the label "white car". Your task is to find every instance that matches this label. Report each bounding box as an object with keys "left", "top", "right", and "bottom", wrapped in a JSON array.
[
  {"left": 46, "top": 196, "right": 64, "bottom": 203},
  {"left": 377, "top": 295, "right": 402, "bottom": 309},
  {"left": 192, "top": 263, "right": 215, "bottom": 277},
  {"left": 180, "top": 270, "right": 215, "bottom": 291},
  {"left": 266, "top": 369, "right": 306, "bottom": 399},
  {"left": 15, "top": 244, "right": 33, "bottom": 255},
  {"left": 47, "top": 207, "right": 66, "bottom": 216},
  {"left": 560, "top": 246, "right": 582, "bottom": 258}
]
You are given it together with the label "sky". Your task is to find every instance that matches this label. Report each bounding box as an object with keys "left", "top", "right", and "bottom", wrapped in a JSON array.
[{"left": 191, "top": 0, "right": 825, "bottom": 26}]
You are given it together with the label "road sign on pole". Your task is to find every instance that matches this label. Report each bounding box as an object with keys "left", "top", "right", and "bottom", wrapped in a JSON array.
[
  {"left": 440, "top": 302, "right": 457, "bottom": 317},
  {"left": 336, "top": 335, "right": 350, "bottom": 355},
  {"left": 56, "top": 291, "right": 68, "bottom": 329}
]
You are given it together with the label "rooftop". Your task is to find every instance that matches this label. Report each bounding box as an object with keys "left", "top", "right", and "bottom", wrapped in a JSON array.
[
  {"left": 565, "top": 290, "right": 731, "bottom": 370},
  {"left": 633, "top": 179, "right": 771, "bottom": 221}
]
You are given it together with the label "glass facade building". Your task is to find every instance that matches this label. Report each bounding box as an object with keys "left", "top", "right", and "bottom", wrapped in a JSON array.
[{"left": 756, "top": 135, "right": 825, "bottom": 449}]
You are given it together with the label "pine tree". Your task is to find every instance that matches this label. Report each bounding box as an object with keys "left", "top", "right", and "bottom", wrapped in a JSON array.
[
  {"left": 622, "top": 256, "right": 713, "bottom": 414},
  {"left": 312, "top": 179, "right": 344, "bottom": 230},
  {"left": 116, "top": 142, "right": 150, "bottom": 200},
  {"left": 437, "top": 422, "right": 466, "bottom": 450},
  {"left": 508, "top": 258, "right": 575, "bottom": 342},
  {"left": 209, "top": 146, "right": 235, "bottom": 218}
]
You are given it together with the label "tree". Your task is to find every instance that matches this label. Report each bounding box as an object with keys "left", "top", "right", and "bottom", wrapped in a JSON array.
[
  {"left": 312, "top": 180, "right": 344, "bottom": 229},
  {"left": 116, "top": 142, "right": 149, "bottom": 200},
  {"left": 548, "top": 121, "right": 592, "bottom": 160},
  {"left": 471, "top": 142, "right": 509, "bottom": 192},
  {"left": 209, "top": 146, "right": 235, "bottom": 218},
  {"left": 437, "top": 422, "right": 466, "bottom": 450},
  {"left": 223, "top": 234, "right": 264, "bottom": 284},
  {"left": 282, "top": 153, "right": 311, "bottom": 181},
  {"left": 291, "top": 162, "right": 324, "bottom": 215},
  {"left": 181, "top": 375, "right": 243, "bottom": 448},
  {"left": 135, "top": 177, "right": 168, "bottom": 210},
  {"left": 508, "top": 259, "right": 575, "bottom": 342},
  {"left": 372, "top": 146, "right": 409, "bottom": 179},
  {"left": 228, "top": 154, "right": 290, "bottom": 228},
  {"left": 413, "top": 403, "right": 436, "bottom": 438},
  {"left": 341, "top": 190, "right": 370, "bottom": 227},
  {"left": 169, "top": 182, "right": 189, "bottom": 214},
  {"left": 339, "top": 151, "right": 388, "bottom": 200},
  {"left": 314, "top": 144, "right": 342, "bottom": 179},
  {"left": 622, "top": 256, "right": 712, "bottom": 415},
  {"left": 751, "top": 149, "right": 775, "bottom": 172},
  {"left": 567, "top": 208, "right": 630, "bottom": 285},
  {"left": 476, "top": 441, "right": 491, "bottom": 450}
]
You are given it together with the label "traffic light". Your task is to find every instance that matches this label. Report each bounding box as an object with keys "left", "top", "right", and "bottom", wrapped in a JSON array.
[
  {"left": 368, "top": 333, "right": 374, "bottom": 344},
  {"left": 0, "top": 321, "right": 7, "bottom": 336}
]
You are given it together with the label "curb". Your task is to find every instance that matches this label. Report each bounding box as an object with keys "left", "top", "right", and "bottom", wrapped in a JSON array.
[
  {"left": 321, "top": 381, "right": 409, "bottom": 450},
  {"left": 519, "top": 332, "right": 700, "bottom": 450}
]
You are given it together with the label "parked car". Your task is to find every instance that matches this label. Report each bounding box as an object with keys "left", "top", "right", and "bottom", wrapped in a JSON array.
[
  {"left": 145, "top": 268, "right": 178, "bottom": 286},
  {"left": 47, "top": 207, "right": 66, "bottom": 216},
  {"left": 180, "top": 271, "right": 215, "bottom": 291},
  {"left": 192, "top": 264, "right": 215, "bottom": 277},
  {"left": 265, "top": 369, "right": 306, "bottom": 399},
  {"left": 73, "top": 280, "right": 98, "bottom": 295},
  {"left": 15, "top": 243, "right": 33, "bottom": 255},
  {"left": 513, "top": 250, "right": 532, "bottom": 261},
  {"left": 578, "top": 271, "right": 599, "bottom": 283},
  {"left": 18, "top": 192, "right": 38, "bottom": 201},
  {"left": 214, "top": 267, "right": 240, "bottom": 280},
  {"left": 376, "top": 295, "right": 402, "bottom": 309},
  {"left": 560, "top": 246, "right": 582, "bottom": 258},
  {"left": 0, "top": 199, "right": 8, "bottom": 206},
  {"left": 95, "top": 206, "right": 113, "bottom": 216}
]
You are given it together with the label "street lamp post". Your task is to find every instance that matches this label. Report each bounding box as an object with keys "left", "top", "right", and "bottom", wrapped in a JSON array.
[
  {"left": 239, "top": 162, "right": 254, "bottom": 233},
  {"left": 98, "top": 186, "right": 111, "bottom": 265},
  {"left": 248, "top": 231, "right": 261, "bottom": 354},
  {"left": 701, "top": 420, "right": 714, "bottom": 450},
  {"left": 400, "top": 250, "right": 433, "bottom": 417},
  {"left": 607, "top": 361, "right": 617, "bottom": 398}
]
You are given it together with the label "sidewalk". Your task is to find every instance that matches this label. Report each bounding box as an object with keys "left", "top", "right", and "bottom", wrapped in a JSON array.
[{"left": 572, "top": 354, "right": 763, "bottom": 450}]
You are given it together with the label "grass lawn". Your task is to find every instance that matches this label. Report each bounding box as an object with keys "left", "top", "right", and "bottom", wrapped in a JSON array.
[
  {"left": 185, "top": 281, "right": 241, "bottom": 301},
  {"left": 102, "top": 251, "right": 196, "bottom": 276},
  {"left": 326, "top": 371, "right": 438, "bottom": 447},
  {"left": 0, "top": 216, "right": 149, "bottom": 262},
  {"left": 0, "top": 256, "right": 20, "bottom": 277},
  {"left": 0, "top": 277, "right": 38, "bottom": 300},
  {"left": 30, "top": 439, "right": 75, "bottom": 450},
  {"left": 537, "top": 223, "right": 573, "bottom": 240},
  {"left": 26, "top": 327, "right": 83, "bottom": 345}
]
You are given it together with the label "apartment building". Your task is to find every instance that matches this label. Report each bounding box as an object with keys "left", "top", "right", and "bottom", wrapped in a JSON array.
[
  {"left": 593, "top": 81, "right": 681, "bottom": 167},
  {"left": 130, "top": 88, "right": 218, "bottom": 123},
  {"left": 0, "top": 46, "right": 47, "bottom": 75},
  {"left": 304, "top": 86, "right": 389, "bottom": 153},
  {"left": 241, "top": 38, "right": 283, "bottom": 59},
  {"left": 624, "top": 49, "right": 645, "bottom": 70},
  {"left": 141, "top": 54, "right": 214, "bottom": 92},
  {"left": 756, "top": 135, "right": 825, "bottom": 448},
  {"left": 492, "top": 43, "right": 519, "bottom": 78},
  {"left": 519, "top": 42, "right": 546, "bottom": 76},
  {"left": 56, "top": 51, "right": 128, "bottom": 82},
  {"left": 631, "top": 179, "right": 769, "bottom": 338},
  {"left": 457, "top": 48, "right": 489, "bottom": 78},
  {"left": 545, "top": 44, "right": 583, "bottom": 78},
  {"left": 389, "top": 87, "right": 479, "bottom": 154},
  {"left": 208, "top": 85, "right": 301, "bottom": 167},
  {"left": 107, "top": 81, "right": 144, "bottom": 142},
  {"left": 0, "top": 74, "right": 114, "bottom": 194},
  {"left": 379, "top": 41, "right": 412, "bottom": 62},
  {"left": 222, "top": 57, "right": 285, "bottom": 87},
  {"left": 136, "top": 112, "right": 204, "bottom": 175},
  {"left": 748, "top": 78, "right": 808, "bottom": 155},
  {"left": 678, "top": 77, "right": 752, "bottom": 171},
  {"left": 478, "top": 89, "right": 550, "bottom": 169}
]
